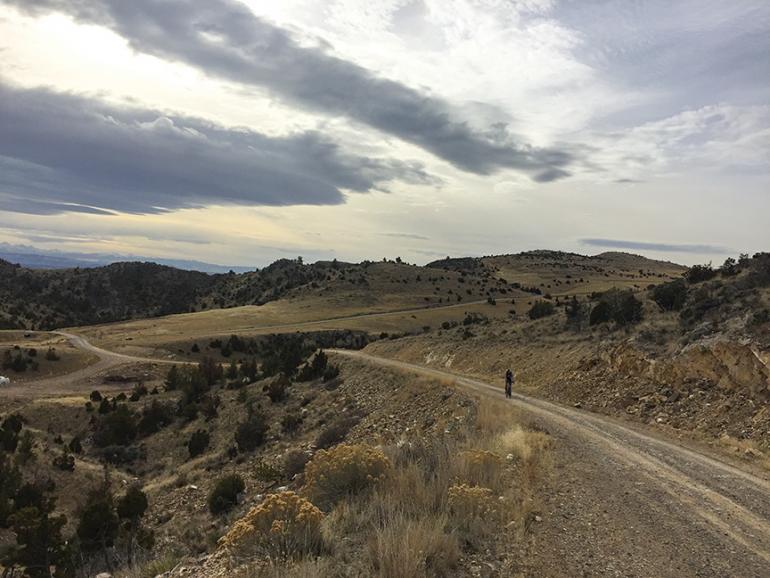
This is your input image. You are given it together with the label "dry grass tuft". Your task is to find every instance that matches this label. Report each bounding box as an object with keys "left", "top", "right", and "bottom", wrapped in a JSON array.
[{"left": 368, "top": 514, "right": 459, "bottom": 578}]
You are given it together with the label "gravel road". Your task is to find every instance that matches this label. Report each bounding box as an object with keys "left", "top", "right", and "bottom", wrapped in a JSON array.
[{"left": 332, "top": 349, "right": 770, "bottom": 577}]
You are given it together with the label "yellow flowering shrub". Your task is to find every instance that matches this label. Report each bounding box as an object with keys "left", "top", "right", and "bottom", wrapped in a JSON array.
[
  {"left": 219, "top": 491, "right": 323, "bottom": 559},
  {"left": 447, "top": 484, "right": 498, "bottom": 519},
  {"left": 459, "top": 449, "right": 503, "bottom": 489},
  {"left": 304, "top": 444, "right": 391, "bottom": 506}
]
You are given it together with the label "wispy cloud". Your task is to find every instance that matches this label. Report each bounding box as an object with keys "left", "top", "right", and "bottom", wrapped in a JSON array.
[
  {"left": 581, "top": 238, "right": 731, "bottom": 254},
  {"left": 381, "top": 232, "right": 430, "bottom": 241}
]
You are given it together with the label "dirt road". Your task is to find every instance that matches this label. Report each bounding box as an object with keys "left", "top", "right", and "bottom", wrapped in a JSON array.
[
  {"left": 0, "top": 330, "right": 183, "bottom": 398},
  {"left": 7, "top": 330, "right": 770, "bottom": 575},
  {"left": 332, "top": 349, "right": 770, "bottom": 577}
]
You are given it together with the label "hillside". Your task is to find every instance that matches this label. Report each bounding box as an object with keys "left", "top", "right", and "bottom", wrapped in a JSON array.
[
  {"left": 430, "top": 250, "right": 686, "bottom": 296},
  {"left": 0, "top": 251, "right": 686, "bottom": 332},
  {"left": 0, "top": 260, "right": 220, "bottom": 330},
  {"left": 0, "top": 339, "right": 550, "bottom": 577},
  {"left": 0, "top": 252, "right": 769, "bottom": 577},
  {"left": 370, "top": 252, "right": 770, "bottom": 452}
]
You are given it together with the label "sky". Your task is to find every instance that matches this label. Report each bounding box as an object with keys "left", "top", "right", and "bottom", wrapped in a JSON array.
[{"left": 0, "top": 0, "right": 768, "bottom": 268}]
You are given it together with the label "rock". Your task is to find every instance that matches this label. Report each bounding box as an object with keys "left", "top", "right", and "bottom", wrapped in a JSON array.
[
  {"left": 95, "top": 573, "right": 112, "bottom": 578},
  {"left": 573, "top": 402, "right": 582, "bottom": 409}
]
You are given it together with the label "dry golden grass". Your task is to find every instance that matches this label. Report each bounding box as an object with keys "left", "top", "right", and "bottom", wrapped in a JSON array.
[
  {"left": 72, "top": 296, "right": 509, "bottom": 360},
  {"left": 232, "top": 396, "right": 549, "bottom": 577},
  {"left": 368, "top": 514, "right": 459, "bottom": 578},
  {"left": 484, "top": 251, "right": 684, "bottom": 298},
  {"left": 0, "top": 334, "right": 99, "bottom": 383}
]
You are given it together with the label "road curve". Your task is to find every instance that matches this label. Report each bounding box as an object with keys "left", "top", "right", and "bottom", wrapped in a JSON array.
[
  {"left": 331, "top": 349, "right": 770, "bottom": 577},
  {"left": 0, "top": 330, "right": 186, "bottom": 398},
  {"left": 7, "top": 329, "right": 770, "bottom": 574}
]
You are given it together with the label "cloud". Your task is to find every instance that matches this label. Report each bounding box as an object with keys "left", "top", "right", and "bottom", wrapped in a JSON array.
[
  {"left": 532, "top": 167, "right": 571, "bottom": 183},
  {"left": 4, "top": 0, "right": 575, "bottom": 178},
  {"left": 381, "top": 232, "right": 430, "bottom": 241},
  {"left": 581, "top": 238, "right": 731, "bottom": 254},
  {"left": 0, "top": 81, "right": 435, "bottom": 215}
]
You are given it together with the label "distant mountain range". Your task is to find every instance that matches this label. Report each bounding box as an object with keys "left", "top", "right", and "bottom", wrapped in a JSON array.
[{"left": 0, "top": 243, "right": 254, "bottom": 273}]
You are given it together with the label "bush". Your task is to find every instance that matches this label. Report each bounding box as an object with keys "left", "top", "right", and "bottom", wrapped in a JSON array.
[
  {"left": 297, "top": 350, "right": 329, "bottom": 382},
  {"left": 720, "top": 257, "right": 739, "bottom": 277},
  {"left": 93, "top": 405, "right": 137, "bottom": 447},
  {"left": 459, "top": 450, "right": 503, "bottom": 490},
  {"left": 208, "top": 474, "right": 245, "bottom": 515},
  {"left": 283, "top": 449, "right": 311, "bottom": 478},
  {"left": 685, "top": 263, "right": 716, "bottom": 284},
  {"left": 528, "top": 301, "right": 555, "bottom": 320},
  {"left": 369, "top": 516, "right": 459, "bottom": 578},
  {"left": 68, "top": 436, "right": 82, "bottom": 454},
  {"left": 589, "top": 289, "right": 643, "bottom": 327},
  {"left": 322, "top": 365, "right": 340, "bottom": 382},
  {"left": 138, "top": 400, "right": 175, "bottom": 435},
  {"left": 651, "top": 279, "right": 688, "bottom": 311},
  {"left": 281, "top": 412, "right": 303, "bottom": 435},
  {"left": 45, "top": 348, "right": 60, "bottom": 361},
  {"left": 315, "top": 416, "right": 358, "bottom": 450},
  {"left": 267, "top": 377, "right": 288, "bottom": 403},
  {"left": 254, "top": 459, "right": 282, "bottom": 483},
  {"left": 0, "top": 414, "right": 23, "bottom": 452},
  {"left": 447, "top": 483, "right": 499, "bottom": 522},
  {"left": 187, "top": 429, "right": 210, "bottom": 458},
  {"left": 235, "top": 411, "right": 269, "bottom": 453},
  {"left": 98, "top": 444, "right": 145, "bottom": 465},
  {"left": 751, "top": 309, "right": 770, "bottom": 326},
  {"left": 679, "top": 285, "right": 723, "bottom": 325},
  {"left": 218, "top": 491, "right": 323, "bottom": 560},
  {"left": 304, "top": 444, "right": 391, "bottom": 506},
  {"left": 52, "top": 450, "right": 75, "bottom": 471}
]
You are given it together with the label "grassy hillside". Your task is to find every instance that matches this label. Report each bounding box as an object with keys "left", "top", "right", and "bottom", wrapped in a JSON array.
[
  {"left": 0, "top": 257, "right": 515, "bottom": 331},
  {"left": 430, "top": 250, "right": 686, "bottom": 296},
  {"left": 0, "top": 347, "right": 549, "bottom": 577},
  {"left": 369, "top": 252, "right": 770, "bottom": 453},
  {"left": 1, "top": 251, "right": 687, "bottom": 332}
]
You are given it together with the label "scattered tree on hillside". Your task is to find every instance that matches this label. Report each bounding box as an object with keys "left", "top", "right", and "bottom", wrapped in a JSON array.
[
  {"left": 235, "top": 407, "right": 269, "bottom": 453},
  {"left": 651, "top": 279, "right": 688, "bottom": 311},
  {"left": 528, "top": 301, "right": 555, "bottom": 320},
  {"left": 187, "top": 429, "right": 210, "bottom": 458},
  {"left": 208, "top": 474, "right": 245, "bottom": 515},
  {"left": 77, "top": 474, "right": 119, "bottom": 571},
  {"left": 116, "top": 485, "right": 152, "bottom": 567},
  {"left": 684, "top": 263, "right": 716, "bottom": 284},
  {"left": 589, "top": 289, "right": 643, "bottom": 327}
]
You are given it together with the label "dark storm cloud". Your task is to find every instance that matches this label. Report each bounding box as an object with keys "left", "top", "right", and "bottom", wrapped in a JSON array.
[
  {"left": 581, "top": 238, "right": 730, "bottom": 254},
  {"left": 3, "top": 0, "right": 574, "bottom": 178},
  {"left": 0, "top": 82, "right": 434, "bottom": 215}
]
